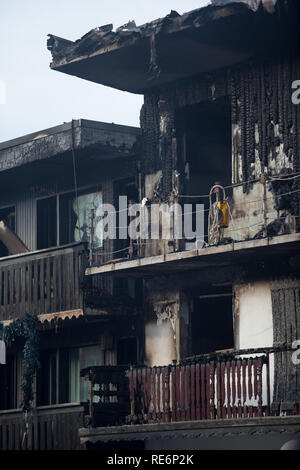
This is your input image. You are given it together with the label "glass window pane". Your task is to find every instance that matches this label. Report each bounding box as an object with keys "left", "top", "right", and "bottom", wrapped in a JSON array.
[
  {"left": 68, "top": 348, "right": 80, "bottom": 403},
  {"left": 59, "top": 189, "right": 103, "bottom": 248},
  {"left": 79, "top": 346, "right": 104, "bottom": 403}
]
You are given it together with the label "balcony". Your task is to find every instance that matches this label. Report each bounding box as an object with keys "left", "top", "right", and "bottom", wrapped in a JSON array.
[
  {"left": 0, "top": 403, "right": 84, "bottom": 450},
  {"left": 0, "top": 243, "right": 87, "bottom": 323},
  {"left": 81, "top": 350, "right": 272, "bottom": 429},
  {"left": 79, "top": 347, "right": 300, "bottom": 446},
  {"left": 86, "top": 233, "right": 300, "bottom": 279},
  {"left": 85, "top": 175, "right": 300, "bottom": 280}
]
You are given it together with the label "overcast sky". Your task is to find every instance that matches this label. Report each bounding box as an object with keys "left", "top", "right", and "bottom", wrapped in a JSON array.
[{"left": 0, "top": 0, "right": 209, "bottom": 142}]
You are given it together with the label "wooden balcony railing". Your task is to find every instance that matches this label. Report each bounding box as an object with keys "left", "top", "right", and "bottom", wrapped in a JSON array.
[
  {"left": 0, "top": 242, "right": 87, "bottom": 322},
  {"left": 81, "top": 365, "right": 130, "bottom": 428},
  {"left": 127, "top": 354, "right": 270, "bottom": 424},
  {"left": 0, "top": 403, "right": 85, "bottom": 450},
  {"left": 80, "top": 347, "right": 300, "bottom": 428}
]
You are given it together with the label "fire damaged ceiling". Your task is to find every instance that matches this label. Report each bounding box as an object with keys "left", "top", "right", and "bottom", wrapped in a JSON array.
[{"left": 47, "top": 0, "right": 298, "bottom": 94}]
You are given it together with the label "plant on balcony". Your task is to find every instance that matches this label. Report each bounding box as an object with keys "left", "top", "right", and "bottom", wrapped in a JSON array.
[{"left": 0, "top": 313, "right": 40, "bottom": 411}]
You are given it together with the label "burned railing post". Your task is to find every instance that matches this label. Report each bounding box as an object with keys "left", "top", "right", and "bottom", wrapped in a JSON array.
[
  {"left": 266, "top": 352, "right": 271, "bottom": 416},
  {"left": 190, "top": 363, "right": 195, "bottom": 421},
  {"left": 221, "top": 360, "right": 226, "bottom": 419},
  {"left": 242, "top": 359, "right": 247, "bottom": 418},
  {"left": 88, "top": 369, "right": 95, "bottom": 428},
  {"left": 162, "top": 366, "right": 170, "bottom": 423},
  {"left": 171, "top": 362, "right": 176, "bottom": 422},
  {"left": 248, "top": 358, "right": 253, "bottom": 418},
  {"left": 257, "top": 357, "right": 263, "bottom": 417},
  {"left": 216, "top": 360, "right": 221, "bottom": 419},
  {"left": 237, "top": 358, "right": 242, "bottom": 418},
  {"left": 226, "top": 359, "right": 232, "bottom": 419},
  {"left": 209, "top": 361, "right": 215, "bottom": 420},
  {"left": 128, "top": 365, "right": 135, "bottom": 420}
]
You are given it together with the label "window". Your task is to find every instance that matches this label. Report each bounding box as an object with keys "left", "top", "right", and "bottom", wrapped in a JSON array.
[
  {"left": 36, "top": 345, "right": 111, "bottom": 406},
  {"left": 79, "top": 345, "right": 105, "bottom": 403},
  {"left": 37, "top": 197, "right": 57, "bottom": 250},
  {"left": 68, "top": 349, "right": 80, "bottom": 403},
  {"left": 36, "top": 187, "right": 103, "bottom": 250},
  {"left": 0, "top": 206, "right": 16, "bottom": 257},
  {"left": 191, "top": 288, "right": 234, "bottom": 355},
  {"left": 0, "top": 353, "right": 22, "bottom": 410},
  {"left": 59, "top": 188, "right": 103, "bottom": 248},
  {"left": 117, "top": 337, "right": 137, "bottom": 366},
  {"left": 36, "top": 348, "right": 80, "bottom": 406},
  {"left": 36, "top": 349, "right": 58, "bottom": 406}
]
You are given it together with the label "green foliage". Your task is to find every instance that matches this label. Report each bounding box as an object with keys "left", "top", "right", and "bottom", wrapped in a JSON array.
[{"left": 0, "top": 313, "right": 40, "bottom": 411}]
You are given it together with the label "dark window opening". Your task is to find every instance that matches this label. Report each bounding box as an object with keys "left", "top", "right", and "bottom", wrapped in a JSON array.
[
  {"left": 58, "top": 348, "right": 72, "bottom": 404},
  {"left": 117, "top": 337, "right": 137, "bottom": 366},
  {"left": 36, "top": 349, "right": 57, "bottom": 406},
  {"left": 0, "top": 206, "right": 16, "bottom": 257},
  {"left": 191, "top": 288, "right": 234, "bottom": 355},
  {"left": 37, "top": 196, "right": 57, "bottom": 250},
  {"left": 0, "top": 355, "right": 18, "bottom": 410},
  {"left": 175, "top": 98, "right": 232, "bottom": 244},
  {"left": 36, "top": 348, "right": 80, "bottom": 406}
]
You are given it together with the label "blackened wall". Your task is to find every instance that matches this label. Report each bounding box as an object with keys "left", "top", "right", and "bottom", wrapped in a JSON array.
[{"left": 140, "top": 53, "right": 300, "bottom": 218}]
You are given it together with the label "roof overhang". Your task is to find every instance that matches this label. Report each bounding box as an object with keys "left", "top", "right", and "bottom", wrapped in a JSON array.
[
  {"left": 0, "top": 119, "right": 140, "bottom": 172},
  {"left": 0, "top": 119, "right": 140, "bottom": 190},
  {"left": 1, "top": 309, "right": 84, "bottom": 328},
  {"left": 47, "top": 1, "right": 298, "bottom": 94}
]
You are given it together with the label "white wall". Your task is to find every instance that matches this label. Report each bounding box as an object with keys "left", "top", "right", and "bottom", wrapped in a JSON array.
[
  {"left": 234, "top": 280, "right": 274, "bottom": 404},
  {"left": 235, "top": 281, "right": 273, "bottom": 349},
  {"left": 145, "top": 320, "right": 176, "bottom": 367}
]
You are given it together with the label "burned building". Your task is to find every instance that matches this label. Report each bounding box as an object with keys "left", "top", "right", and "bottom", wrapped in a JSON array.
[
  {"left": 0, "top": 119, "right": 142, "bottom": 449},
  {"left": 1, "top": 0, "right": 300, "bottom": 451}
]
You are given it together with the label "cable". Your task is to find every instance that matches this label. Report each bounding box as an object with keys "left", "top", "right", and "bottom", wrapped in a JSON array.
[
  {"left": 268, "top": 172, "right": 300, "bottom": 182},
  {"left": 71, "top": 119, "right": 81, "bottom": 241},
  {"left": 178, "top": 171, "right": 300, "bottom": 199},
  {"left": 179, "top": 193, "right": 210, "bottom": 199},
  {"left": 229, "top": 187, "right": 300, "bottom": 208},
  {"left": 95, "top": 188, "right": 300, "bottom": 222},
  {"left": 180, "top": 187, "right": 300, "bottom": 216}
]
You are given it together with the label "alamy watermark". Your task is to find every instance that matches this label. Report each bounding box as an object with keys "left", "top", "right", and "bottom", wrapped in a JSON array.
[
  {"left": 291, "top": 340, "right": 300, "bottom": 366},
  {"left": 94, "top": 196, "right": 205, "bottom": 249},
  {"left": 292, "top": 80, "right": 300, "bottom": 105}
]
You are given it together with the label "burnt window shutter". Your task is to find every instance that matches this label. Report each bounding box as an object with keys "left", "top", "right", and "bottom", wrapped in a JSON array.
[{"left": 271, "top": 279, "right": 300, "bottom": 413}]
